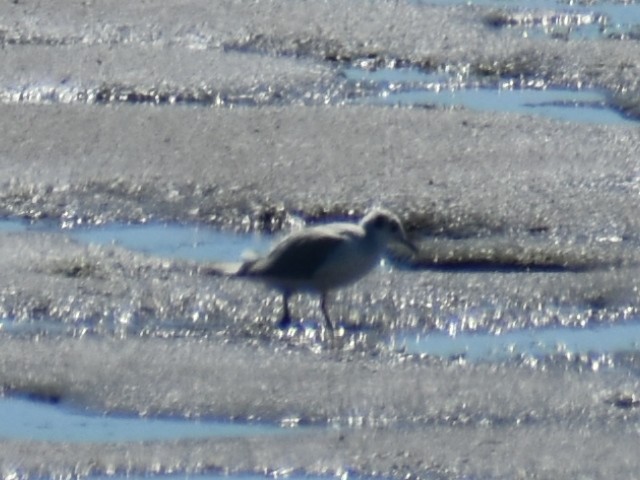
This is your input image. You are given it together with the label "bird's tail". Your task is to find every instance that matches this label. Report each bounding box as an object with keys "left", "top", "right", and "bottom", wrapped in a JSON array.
[
  {"left": 199, "top": 261, "right": 245, "bottom": 276},
  {"left": 199, "top": 259, "right": 258, "bottom": 277}
]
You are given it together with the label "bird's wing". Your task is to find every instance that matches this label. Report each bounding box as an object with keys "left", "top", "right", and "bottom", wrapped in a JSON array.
[{"left": 244, "top": 227, "right": 349, "bottom": 281}]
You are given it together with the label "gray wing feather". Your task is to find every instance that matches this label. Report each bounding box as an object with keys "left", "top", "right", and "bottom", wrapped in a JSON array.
[{"left": 244, "top": 230, "right": 346, "bottom": 280}]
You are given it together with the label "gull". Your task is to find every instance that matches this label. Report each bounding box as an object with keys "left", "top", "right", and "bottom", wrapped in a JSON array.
[{"left": 206, "top": 209, "right": 417, "bottom": 333}]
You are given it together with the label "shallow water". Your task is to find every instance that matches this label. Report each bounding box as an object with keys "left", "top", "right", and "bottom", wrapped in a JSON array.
[
  {"left": 419, "top": 0, "right": 640, "bottom": 37},
  {"left": 0, "top": 396, "right": 291, "bottom": 443},
  {"left": 395, "top": 320, "right": 640, "bottom": 361},
  {"left": 3, "top": 219, "right": 640, "bottom": 365},
  {"left": 0, "top": 218, "right": 33, "bottom": 233},
  {"left": 2, "top": 0, "right": 640, "bottom": 124},
  {"left": 2, "top": 0, "right": 640, "bottom": 478},
  {"left": 71, "top": 222, "right": 274, "bottom": 262},
  {"left": 344, "top": 67, "right": 634, "bottom": 125},
  {"left": 0, "top": 218, "right": 274, "bottom": 261},
  {"left": 88, "top": 476, "right": 344, "bottom": 480}
]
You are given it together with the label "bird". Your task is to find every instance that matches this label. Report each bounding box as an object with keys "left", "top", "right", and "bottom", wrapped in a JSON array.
[{"left": 205, "top": 209, "right": 417, "bottom": 333}]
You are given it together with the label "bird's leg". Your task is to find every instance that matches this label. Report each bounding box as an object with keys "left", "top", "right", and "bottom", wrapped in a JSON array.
[
  {"left": 277, "top": 291, "right": 293, "bottom": 329},
  {"left": 320, "top": 292, "right": 334, "bottom": 334}
]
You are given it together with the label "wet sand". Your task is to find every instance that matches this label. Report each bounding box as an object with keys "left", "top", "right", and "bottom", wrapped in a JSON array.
[
  {"left": 2, "top": 1, "right": 640, "bottom": 479},
  {"left": 2, "top": 104, "right": 640, "bottom": 236},
  {"left": 1, "top": 336, "right": 640, "bottom": 479}
]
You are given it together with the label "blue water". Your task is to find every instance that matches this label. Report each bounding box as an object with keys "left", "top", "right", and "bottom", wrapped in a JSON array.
[
  {"left": 0, "top": 396, "right": 295, "bottom": 443},
  {"left": 87, "top": 474, "right": 360, "bottom": 480},
  {"left": 3, "top": 219, "right": 640, "bottom": 364},
  {"left": 4, "top": 219, "right": 640, "bottom": 362},
  {"left": 0, "top": 218, "right": 33, "bottom": 233},
  {"left": 416, "top": 0, "right": 640, "bottom": 33},
  {"left": 89, "top": 476, "right": 344, "bottom": 480},
  {"left": 0, "top": 218, "right": 273, "bottom": 262},
  {"left": 71, "top": 223, "right": 273, "bottom": 262},
  {"left": 343, "top": 67, "right": 634, "bottom": 125},
  {"left": 389, "top": 88, "right": 628, "bottom": 125},
  {"left": 343, "top": 0, "right": 640, "bottom": 125},
  {"left": 396, "top": 321, "right": 640, "bottom": 361}
]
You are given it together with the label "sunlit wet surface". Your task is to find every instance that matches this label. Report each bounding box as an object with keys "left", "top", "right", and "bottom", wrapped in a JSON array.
[
  {"left": 71, "top": 222, "right": 274, "bottom": 262},
  {"left": 0, "top": 218, "right": 273, "bottom": 262},
  {"left": 343, "top": 67, "right": 634, "bottom": 125},
  {"left": 2, "top": 0, "right": 640, "bottom": 477},
  {"left": 394, "top": 321, "right": 640, "bottom": 362},
  {"left": 87, "top": 476, "right": 345, "bottom": 480},
  {"left": 416, "top": 0, "right": 640, "bottom": 40},
  {"left": 0, "top": 396, "right": 293, "bottom": 443},
  {"left": 0, "top": 218, "right": 32, "bottom": 233},
  {"left": 2, "top": 219, "right": 640, "bottom": 365}
]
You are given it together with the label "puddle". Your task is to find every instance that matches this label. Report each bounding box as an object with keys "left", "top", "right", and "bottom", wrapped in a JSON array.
[
  {"left": 415, "top": 0, "right": 640, "bottom": 39},
  {"left": 343, "top": 67, "right": 634, "bottom": 125},
  {"left": 0, "top": 396, "right": 297, "bottom": 443},
  {"left": 0, "top": 218, "right": 273, "bottom": 262},
  {"left": 70, "top": 222, "right": 273, "bottom": 262},
  {"left": 0, "top": 218, "right": 35, "bottom": 233},
  {"left": 395, "top": 321, "right": 640, "bottom": 361},
  {"left": 87, "top": 474, "right": 366, "bottom": 480},
  {"left": 0, "top": 316, "right": 67, "bottom": 336},
  {"left": 4, "top": 218, "right": 640, "bottom": 365},
  {"left": 89, "top": 476, "right": 344, "bottom": 480}
]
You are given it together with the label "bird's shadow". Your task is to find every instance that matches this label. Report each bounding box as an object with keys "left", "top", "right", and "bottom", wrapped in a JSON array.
[{"left": 278, "top": 317, "right": 379, "bottom": 337}]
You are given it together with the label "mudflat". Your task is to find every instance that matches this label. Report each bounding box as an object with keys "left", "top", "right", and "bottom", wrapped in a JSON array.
[{"left": 1, "top": 1, "right": 640, "bottom": 479}]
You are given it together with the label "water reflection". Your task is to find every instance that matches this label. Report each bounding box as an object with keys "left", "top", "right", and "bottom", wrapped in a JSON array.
[
  {"left": 395, "top": 321, "right": 640, "bottom": 361},
  {"left": 0, "top": 396, "right": 295, "bottom": 443},
  {"left": 413, "top": 0, "right": 640, "bottom": 39},
  {"left": 71, "top": 222, "right": 273, "bottom": 262},
  {"left": 343, "top": 67, "right": 634, "bottom": 125}
]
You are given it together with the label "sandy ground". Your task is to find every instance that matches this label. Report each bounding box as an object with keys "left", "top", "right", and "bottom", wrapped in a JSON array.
[
  {"left": 1, "top": 337, "right": 640, "bottom": 480},
  {"left": 2, "top": 104, "right": 639, "bottom": 237},
  {"left": 1, "top": 1, "right": 640, "bottom": 479}
]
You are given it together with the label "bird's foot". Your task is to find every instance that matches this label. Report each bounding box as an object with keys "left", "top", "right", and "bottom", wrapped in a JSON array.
[{"left": 277, "top": 314, "right": 294, "bottom": 330}]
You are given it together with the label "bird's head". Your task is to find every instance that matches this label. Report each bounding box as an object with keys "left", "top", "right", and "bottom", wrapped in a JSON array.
[{"left": 360, "top": 209, "right": 417, "bottom": 254}]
